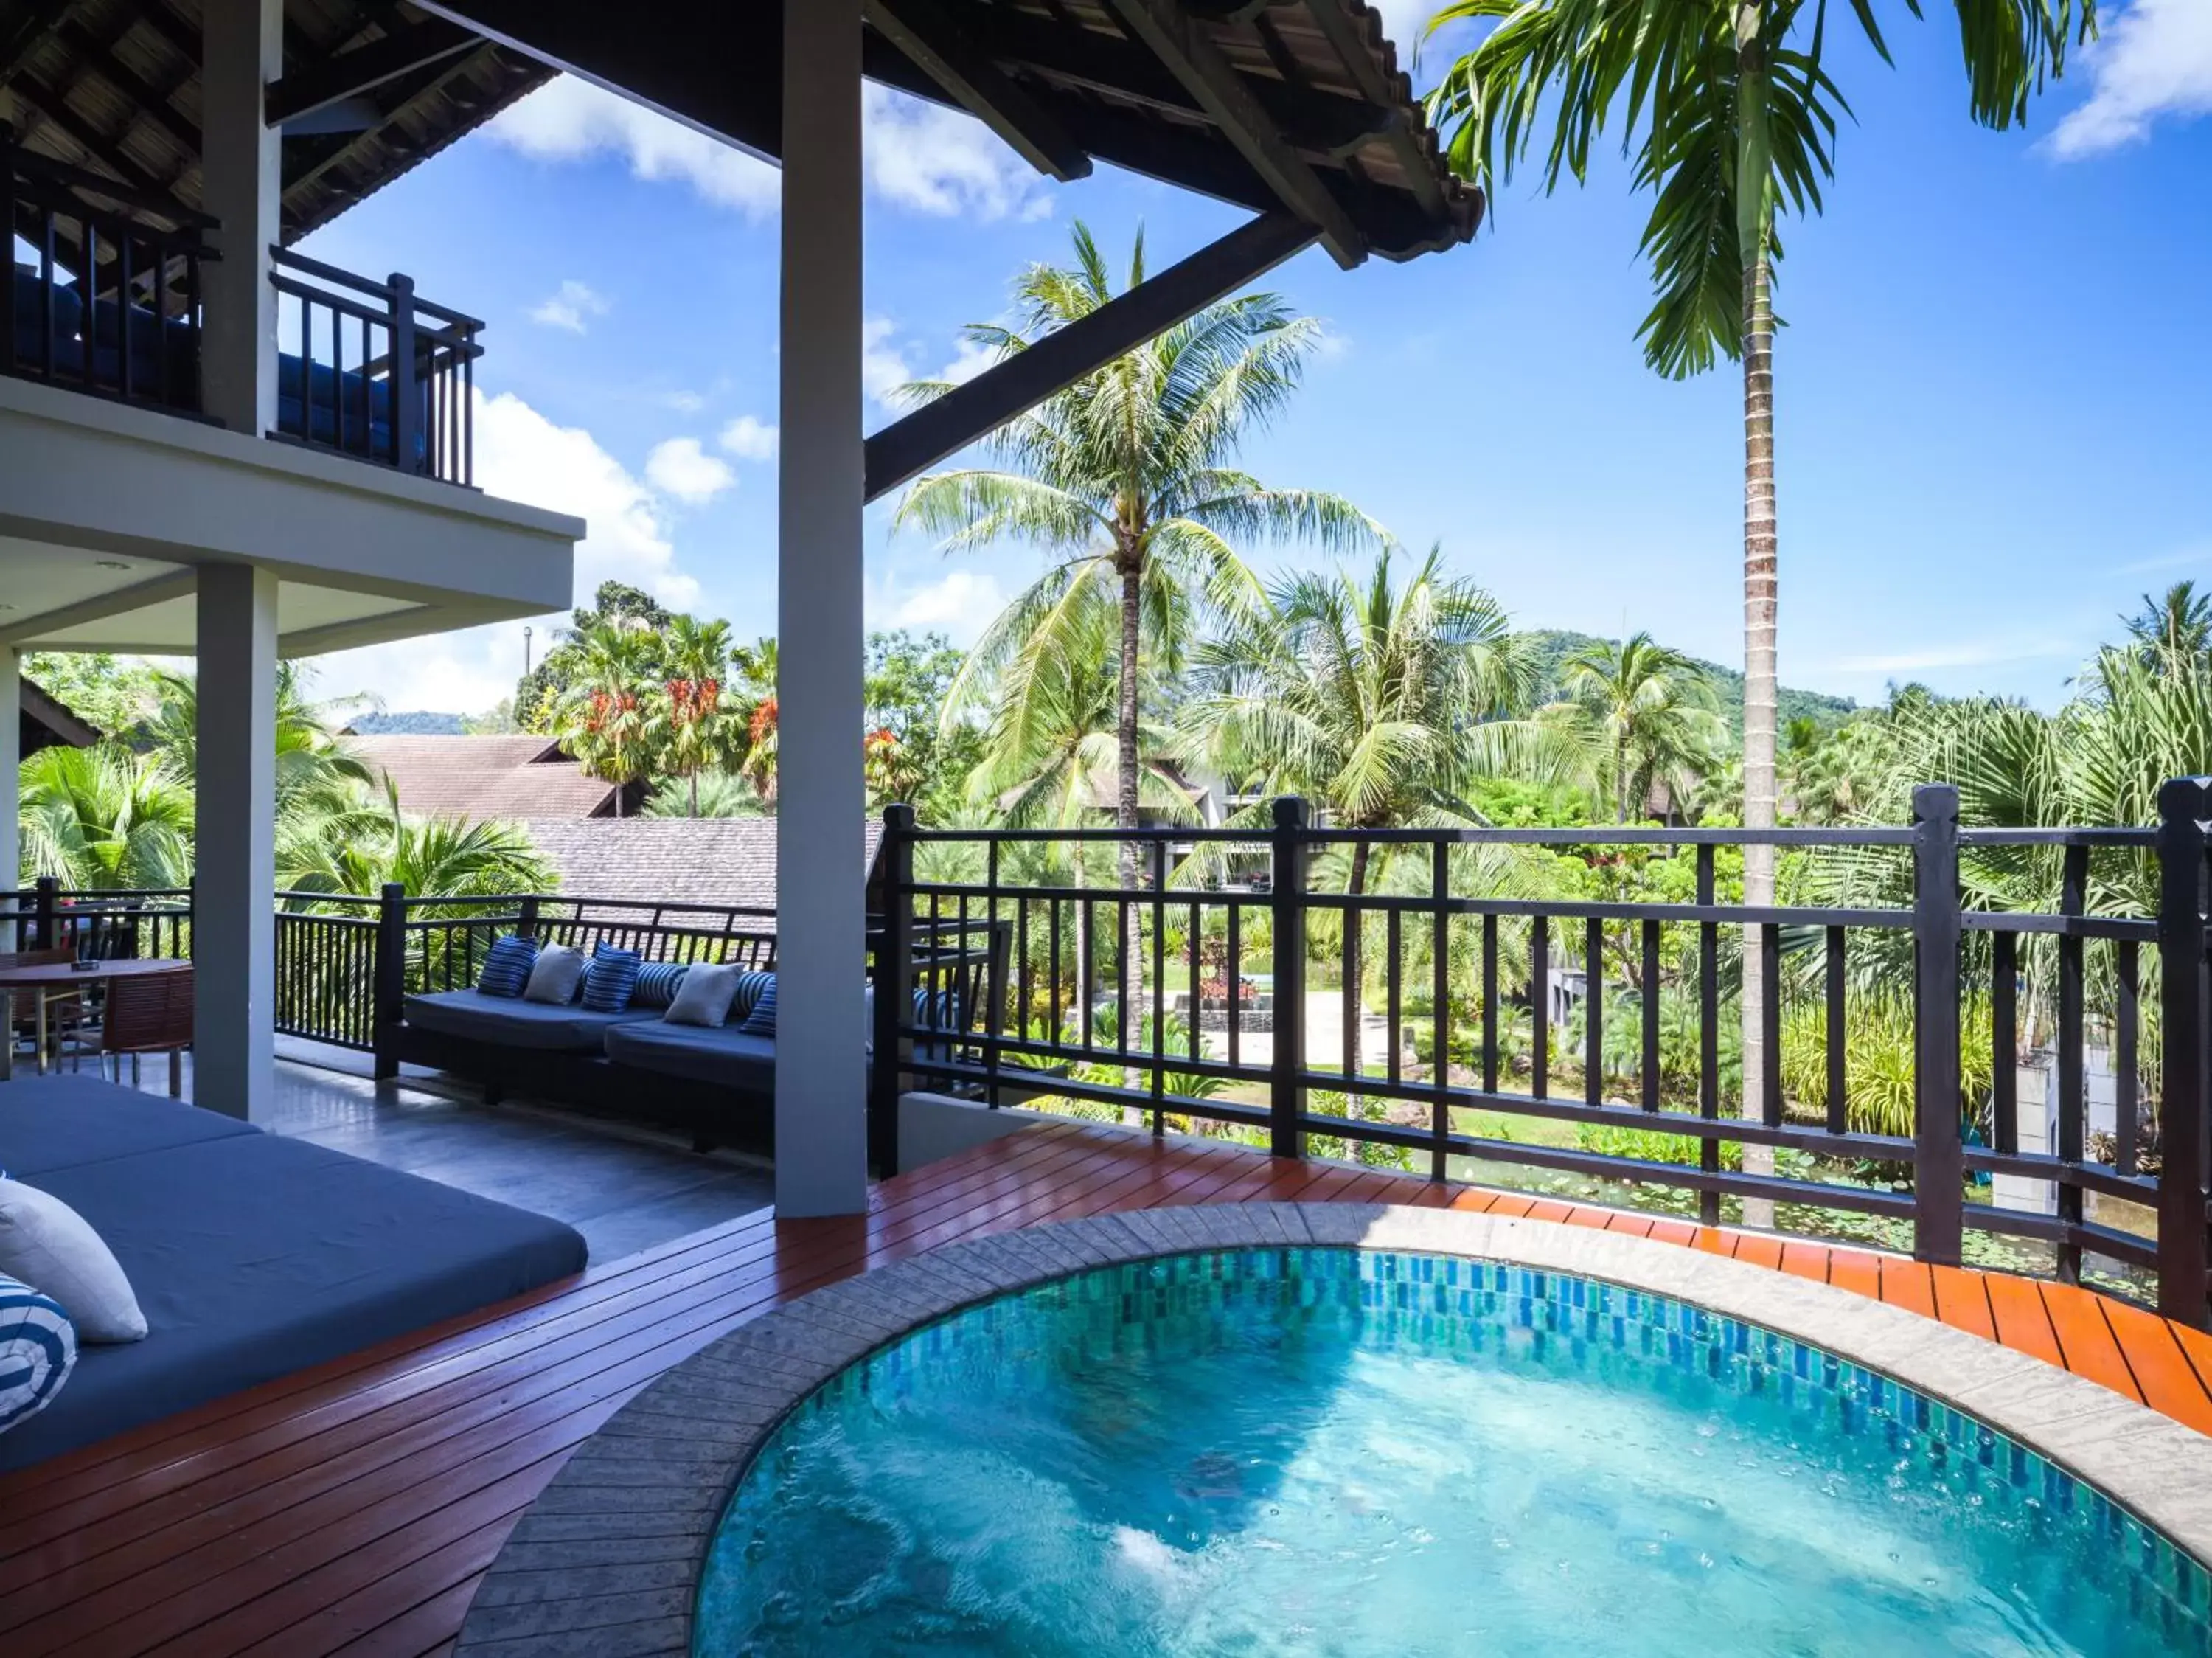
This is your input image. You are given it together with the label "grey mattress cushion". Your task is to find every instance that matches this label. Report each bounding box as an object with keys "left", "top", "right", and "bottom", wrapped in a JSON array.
[
  {"left": 403, "top": 988, "right": 656, "bottom": 1051},
  {"left": 0, "top": 1076, "right": 260, "bottom": 1179},
  {"left": 0, "top": 1125, "right": 585, "bottom": 1471},
  {"left": 603, "top": 1019, "right": 778, "bottom": 1092}
]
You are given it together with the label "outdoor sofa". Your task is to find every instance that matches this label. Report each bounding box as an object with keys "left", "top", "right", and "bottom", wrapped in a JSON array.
[{"left": 0, "top": 1075, "right": 585, "bottom": 1471}]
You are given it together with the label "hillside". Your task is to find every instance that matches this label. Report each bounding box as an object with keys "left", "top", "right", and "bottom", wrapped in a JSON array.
[
  {"left": 346, "top": 710, "right": 468, "bottom": 736},
  {"left": 1523, "top": 630, "right": 1858, "bottom": 737}
]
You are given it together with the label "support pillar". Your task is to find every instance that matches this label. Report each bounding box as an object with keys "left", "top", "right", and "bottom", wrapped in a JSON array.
[
  {"left": 194, "top": 565, "right": 277, "bottom": 1120},
  {"left": 773, "top": 0, "right": 869, "bottom": 1216},
  {"left": 199, "top": 0, "right": 282, "bottom": 435},
  {"left": 1, "top": 651, "right": 18, "bottom": 950}
]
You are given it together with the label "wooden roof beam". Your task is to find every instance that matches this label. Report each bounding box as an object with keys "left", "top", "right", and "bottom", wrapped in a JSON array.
[
  {"left": 864, "top": 209, "right": 1318, "bottom": 501},
  {"left": 863, "top": 0, "right": 1089, "bottom": 182},
  {"left": 1105, "top": 0, "right": 1363, "bottom": 267},
  {"left": 265, "top": 18, "right": 478, "bottom": 128},
  {"left": 0, "top": 0, "right": 78, "bottom": 89},
  {"left": 1298, "top": 0, "right": 1447, "bottom": 219},
  {"left": 56, "top": 18, "right": 200, "bottom": 158}
]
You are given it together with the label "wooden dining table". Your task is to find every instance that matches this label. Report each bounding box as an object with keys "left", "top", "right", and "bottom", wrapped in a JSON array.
[{"left": 0, "top": 958, "right": 192, "bottom": 1081}]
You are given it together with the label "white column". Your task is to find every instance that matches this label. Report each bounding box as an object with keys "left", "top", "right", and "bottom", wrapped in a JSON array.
[
  {"left": 193, "top": 565, "right": 277, "bottom": 1120},
  {"left": 198, "top": 0, "right": 281, "bottom": 437},
  {"left": 1, "top": 651, "right": 18, "bottom": 949},
  {"left": 774, "top": 0, "right": 869, "bottom": 1217}
]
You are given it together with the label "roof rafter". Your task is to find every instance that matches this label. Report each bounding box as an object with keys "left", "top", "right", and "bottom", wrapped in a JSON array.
[
  {"left": 863, "top": 0, "right": 1090, "bottom": 182},
  {"left": 265, "top": 17, "right": 479, "bottom": 128},
  {"left": 863, "top": 209, "right": 1318, "bottom": 502},
  {"left": 1104, "top": 0, "right": 1364, "bottom": 268}
]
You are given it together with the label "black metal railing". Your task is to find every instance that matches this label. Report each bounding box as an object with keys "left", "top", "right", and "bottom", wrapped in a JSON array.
[
  {"left": 3, "top": 122, "right": 215, "bottom": 414},
  {"left": 4, "top": 878, "right": 194, "bottom": 960},
  {"left": 268, "top": 247, "right": 481, "bottom": 485},
  {"left": 868, "top": 781, "right": 2212, "bottom": 1328}
]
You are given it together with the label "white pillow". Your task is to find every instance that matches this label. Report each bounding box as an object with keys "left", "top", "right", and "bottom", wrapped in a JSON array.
[
  {"left": 522, "top": 943, "right": 586, "bottom": 1005},
  {"left": 664, "top": 962, "right": 740, "bottom": 1027},
  {"left": 0, "top": 1180, "right": 147, "bottom": 1344}
]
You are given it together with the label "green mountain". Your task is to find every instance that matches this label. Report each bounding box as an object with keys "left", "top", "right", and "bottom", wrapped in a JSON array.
[
  {"left": 1522, "top": 630, "right": 1859, "bottom": 738},
  {"left": 347, "top": 710, "right": 469, "bottom": 736}
]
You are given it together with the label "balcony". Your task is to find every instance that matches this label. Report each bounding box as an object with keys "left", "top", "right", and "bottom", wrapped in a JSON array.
[{"left": 5, "top": 126, "right": 481, "bottom": 487}]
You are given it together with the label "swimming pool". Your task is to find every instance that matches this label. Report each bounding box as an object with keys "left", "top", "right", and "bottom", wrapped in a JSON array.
[{"left": 694, "top": 1246, "right": 2211, "bottom": 1657}]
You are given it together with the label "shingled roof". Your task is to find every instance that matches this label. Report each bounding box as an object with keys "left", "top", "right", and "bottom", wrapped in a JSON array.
[
  {"left": 347, "top": 733, "right": 633, "bottom": 820},
  {"left": 522, "top": 817, "right": 886, "bottom": 913}
]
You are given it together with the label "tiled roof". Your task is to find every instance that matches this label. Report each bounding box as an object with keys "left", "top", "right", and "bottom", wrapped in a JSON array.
[
  {"left": 348, "top": 735, "right": 622, "bottom": 821},
  {"left": 521, "top": 818, "right": 885, "bottom": 912}
]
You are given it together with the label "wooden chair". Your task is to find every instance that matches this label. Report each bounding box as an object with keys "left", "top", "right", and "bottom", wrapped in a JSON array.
[
  {"left": 98, "top": 968, "right": 193, "bottom": 1097},
  {"left": 1, "top": 947, "right": 88, "bottom": 1071}
]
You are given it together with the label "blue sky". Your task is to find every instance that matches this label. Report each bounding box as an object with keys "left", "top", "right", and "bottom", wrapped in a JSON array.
[{"left": 307, "top": 0, "right": 2211, "bottom": 718}]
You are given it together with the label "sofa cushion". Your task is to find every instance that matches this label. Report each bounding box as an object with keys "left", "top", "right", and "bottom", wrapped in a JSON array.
[
  {"left": 0, "top": 1179, "right": 146, "bottom": 1343},
  {"left": 403, "top": 989, "right": 655, "bottom": 1052},
  {"left": 476, "top": 934, "right": 539, "bottom": 999},
  {"left": 0, "top": 1123, "right": 586, "bottom": 1471},
  {"left": 523, "top": 944, "right": 586, "bottom": 1005},
  {"left": 736, "top": 973, "right": 778, "bottom": 1036},
  {"left": 664, "top": 963, "right": 740, "bottom": 1027},
  {"left": 580, "top": 945, "right": 641, "bottom": 1013},
  {"left": 730, "top": 969, "right": 775, "bottom": 1025},
  {"left": 0, "top": 1274, "right": 74, "bottom": 1437},
  {"left": 0, "top": 1077, "right": 260, "bottom": 1179},
  {"left": 605, "top": 1019, "right": 778, "bottom": 1093},
  {"left": 632, "top": 960, "right": 688, "bottom": 1010}
]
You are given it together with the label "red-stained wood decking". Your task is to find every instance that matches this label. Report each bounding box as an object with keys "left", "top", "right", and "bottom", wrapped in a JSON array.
[{"left": 4, "top": 1117, "right": 2211, "bottom": 1657}]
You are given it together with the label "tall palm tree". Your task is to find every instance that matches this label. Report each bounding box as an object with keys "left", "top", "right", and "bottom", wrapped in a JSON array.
[
  {"left": 1556, "top": 631, "right": 1721, "bottom": 822},
  {"left": 895, "top": 222, "right": 1385, "bottom": 884},
  {"left": 145, "top": 665, "right": 375, "bottom": 828},
  {"left": 1425, "top": 0, "right": 2091, "bottom": 1149},
  {"left": 658, "top": 614, "right": 735, "bottom": 817},
  {"left": 17, "top": 745, "right": 194, "bottom": 890},
  {"left": 2126, "top": 580, "right": 2212, "bottom": 670},
  {"left": 554, "top": 622, "right": 658, "bottom": 816},
  {"left": 730, "top": 637, "right": 779, "bottom": 806},
  {"left": 1183, "top": 547, "right": 1542, "bottom": 888}
]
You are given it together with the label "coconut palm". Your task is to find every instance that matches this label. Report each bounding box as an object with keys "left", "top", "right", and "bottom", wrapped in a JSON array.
[
  {"left": 17, "top": 744, "right": 194, "bottom": 890},
  {"left": 729, "top": 637, "right": 779, "bottom": 805},
  {"left": 554, "top": 622, "right": 658, "bottom": 816},
  {"left": 894, "top": 222, "right": 1385, "bottom": 885},
  {"left": 641, "top": 770, "right": 771, "bottom": 819},
  {"left": 1181, "top": 546, "right": 1544, "bottom": 895},
  {"left": 1425, "top": 0, "right": 2091, "bottom": 1159},
  {"left": 144, "top": 665, "right": 375, "bottom": 828},
  {"left": 1555, "top": 631, "right": 1722, "bottom": 822},
  {"left": 658, "top": 614, "right": 736, "bottom": 816},
  {"left": 283, "top": 780, "right": 554, "bottom": 899},
  {"left": 2125, "top": 580, "right": 2212, "bottom": 670}
]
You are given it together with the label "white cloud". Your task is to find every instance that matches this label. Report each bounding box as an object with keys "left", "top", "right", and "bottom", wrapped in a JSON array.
[
  {"left": 718, "top": 414, "right": 780, "bottom": 462},
  {"left": 2050, "top": 0, "right": 2212, "bottom": 157},
  {"left": 661, "top": 390, "right": 707, "bottom": 414},
  {"left": 484, "top": 77, "right": 1048, "bottom": 221},
  {"left": 310, "top": 625, "right": 533, "bottom": 722},
  {"left": 487, "top": 77, "right": 781, "bottom": 215},
  {"left": 644, "top": 437, "right": 737, "bottom": 506},
  {"left": 893, "top": 569, "right": 1006, "bottom": 634},
  {"left": 939, "top": 336, "right": 999, "bottom": 386},
  {"left": 528, "top": 279, "right": 611, "bottom": 334},
  {"left": 863, "top": 317, "right": 915, "bottom": 410}
]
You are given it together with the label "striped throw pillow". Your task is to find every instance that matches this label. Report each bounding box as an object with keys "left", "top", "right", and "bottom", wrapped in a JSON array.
[
  {"left": 476, "top": 934, "right": 539, "bottom": 1000},
  {"left": 580, "top": 946, "right": 643, "bottom": 1013},
  {"left": 0, "top": 1274, "right": 76, "bottom": 1435},
  {"left": 736, "top": 972, "right": 779, "bottom": 1036},
  {"left": 632, "top": 961, "right": 689, "bottom": 1011}
]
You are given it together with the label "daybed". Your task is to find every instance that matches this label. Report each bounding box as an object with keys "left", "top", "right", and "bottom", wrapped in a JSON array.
[{"left": 0, "top": 1076, "right": 586, "bottom": 1471}]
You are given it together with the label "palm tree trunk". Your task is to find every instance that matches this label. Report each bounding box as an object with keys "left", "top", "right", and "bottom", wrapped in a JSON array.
[
  {"left": 690, "top": 767, "right": 699, "bottom": 818},
  {"left": 1739, "top": 242, "right": 1779, "bottom": 1220}
]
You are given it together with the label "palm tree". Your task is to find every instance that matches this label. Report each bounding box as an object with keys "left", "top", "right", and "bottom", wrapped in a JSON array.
[
  {"left": 145, "top": 665, "right": 375, "bottom": 828},
  {"left": 283, "top": 781, "right": 554, "bottom": 898},
  {"left": 2125, "top": 580, "right": 2212, "bottom": 670},
  {"left": 641, "top": 769, "right": 771, "bottom": 819},
  {"left": 17, "top": 745, "right": 194, "bottom": 890},
  {"left": 1556, "top": 631, "right": 1721, "bottom": 822},
  {"left": 894, "top": 222, "right": 1385, "bottom": 887},
  {"left": 554, "top": 622, "right": 658, "bottom": 816},
  {"left": 658, "top": 614, "right": 736, "bottom": 816},
  {"left": 1425, "top": 0, "right": 2090, "bottom": 1156},
  {"left": 730, "top": 637, "right": 779, "bottom": 805}
]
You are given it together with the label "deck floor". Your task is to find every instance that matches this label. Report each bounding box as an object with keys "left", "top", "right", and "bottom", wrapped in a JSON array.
[{"left": 4, "top": 1119, "right": 2211, "bottom": 1657}]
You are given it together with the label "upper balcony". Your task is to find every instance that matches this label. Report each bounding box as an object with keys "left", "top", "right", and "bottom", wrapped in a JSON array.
[{"left": 6, "top": 128, "right": 482, "bottom": 487}]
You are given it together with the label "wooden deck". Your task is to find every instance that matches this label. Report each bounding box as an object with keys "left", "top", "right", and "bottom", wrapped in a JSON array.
[{"left": 5, "top": 1118, "right": 2212, "bottom": 1657}]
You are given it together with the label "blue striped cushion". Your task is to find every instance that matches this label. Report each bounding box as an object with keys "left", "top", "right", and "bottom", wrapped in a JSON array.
[
  {"left": 0, "top": 1274, "right": 76, "bottom": 1435},
  {"left": 631, "top": 961, "right": 689, "bottom": 1011},
  {"left": 580, "top": 946, "right": 643, "bottom": 1013},
  {"left": 736, "top": 972, "right": 778, "bottom": 1036},
  {"left": 476, "top": 934, "right": 539, "bottom": 999}
]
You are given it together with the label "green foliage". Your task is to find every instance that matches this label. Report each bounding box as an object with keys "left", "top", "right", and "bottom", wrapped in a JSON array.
[
  {"left": 864, "top": 631, "right": 986, "bottom": 820},
  {"left": 1576, "top": 1119, "right": 1741, "bottom": 1173},
  {"left": 1779, "top": 993, "right": 1994, "bottom": 1139},
  {"left": 641, "top": 769, "right": 771, "bottom": 818},
  {"left": 515, "top": 582, "right": 674, "bottom": 732},
  {"left": 17, "top": 743, "right": 193, "bottom": 889},
  {"left": 21, "top": 652, "right": 167, "bottom": 740},
  {"left": 1520, "top": 629, "right": 1855, "bottom": 742},
  {"left": 1552, "top": 631, "right": 1726, "bottom": 821}
]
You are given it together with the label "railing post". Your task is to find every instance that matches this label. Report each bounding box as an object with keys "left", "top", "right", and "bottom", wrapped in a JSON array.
[
  {"left": 515, "top": 894, "right": 540, "bottom": 940},
  {"left": 2155, "top": 777, "right": 2209, "bottom": 1329},
  {"left": 372, "top": 882, "right": 407, "bottom": 1081},
  {"left": 1269, "top": 797, "right": 1310, "bottom": 1160},
  {"left": 1911, "top": 783, "right": 1964, "bottom": 1266},
  {"left": 387, "top": 272, "right": 419, "bottom": 474},
  {"left": 869, "top": 804, "right": 917, "bottom": 1177},
  {"left": 33, "top": 875, "right": 58, "bottom": 952}
]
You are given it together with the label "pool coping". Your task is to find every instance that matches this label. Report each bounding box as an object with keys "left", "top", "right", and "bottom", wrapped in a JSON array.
[{"left": 453, "top": 1202, "right": 2212, "bottom": 1655}]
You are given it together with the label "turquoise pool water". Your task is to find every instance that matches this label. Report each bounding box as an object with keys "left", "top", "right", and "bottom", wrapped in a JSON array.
[{"left": 695, "top": 1249, "right": 2211, "bottom": 1657}]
